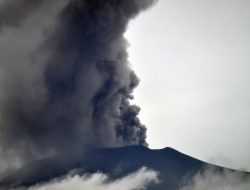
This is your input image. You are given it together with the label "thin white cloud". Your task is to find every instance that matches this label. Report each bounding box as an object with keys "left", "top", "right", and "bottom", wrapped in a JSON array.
[
  {"left": 22, "top": 167, "right": 158, "bottom": 190},
  {"left": 180, "top": 168, "right": 250, "bottom": 190}
]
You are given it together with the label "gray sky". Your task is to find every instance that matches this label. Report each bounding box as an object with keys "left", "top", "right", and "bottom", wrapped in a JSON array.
[{"left": 126, "top": 0, "right": 250, "bottom": 171}]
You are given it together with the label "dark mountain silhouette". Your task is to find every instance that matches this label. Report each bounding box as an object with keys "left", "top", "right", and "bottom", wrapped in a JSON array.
[{"left": 0, "top": 145, "right": 249, "bottom": 190}]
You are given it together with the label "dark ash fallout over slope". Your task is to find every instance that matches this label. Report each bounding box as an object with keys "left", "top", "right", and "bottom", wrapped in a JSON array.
[{"left": 0, "top": 0, "right": 157, "bottom": 171}]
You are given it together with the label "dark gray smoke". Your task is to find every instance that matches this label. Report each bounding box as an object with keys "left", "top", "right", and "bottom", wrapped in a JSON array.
[
  {"left": 0, "top": 0, "right": 156, "bottom": 172},
  {"left": 0, "top": 0, "right": 51, "bottom": 30}
]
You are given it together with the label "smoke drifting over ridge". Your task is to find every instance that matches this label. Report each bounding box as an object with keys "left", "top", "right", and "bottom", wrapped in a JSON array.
[{"left": 0, "top": 0, "right": 156, "bottom": 171}]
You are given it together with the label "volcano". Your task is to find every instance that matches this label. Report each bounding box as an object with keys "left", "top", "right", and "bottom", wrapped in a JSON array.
[{"left": 1, "top": 145, "right": 249, "bottom": 190}]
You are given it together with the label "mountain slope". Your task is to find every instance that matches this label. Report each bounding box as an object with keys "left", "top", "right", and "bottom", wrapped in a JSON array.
[{"left": 0, "top": 146, "right": 248, "bottom": 190}]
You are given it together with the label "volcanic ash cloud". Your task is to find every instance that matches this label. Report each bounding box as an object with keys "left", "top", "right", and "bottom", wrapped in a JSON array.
[{"left": 0, "top": 0, "right": 157, "bottom": 172}]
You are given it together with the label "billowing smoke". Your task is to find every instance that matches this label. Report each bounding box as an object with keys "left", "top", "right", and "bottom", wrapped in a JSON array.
[{"left": 0, "top": 0, "right": 157, "bottom": 172}]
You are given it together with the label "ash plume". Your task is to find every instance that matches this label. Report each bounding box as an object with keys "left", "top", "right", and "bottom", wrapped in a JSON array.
[
  {"left": 0, "top": 0, "right": 51, "bottom": 30},
  {"left": 0, "top": 0, "right": 156, "bottom": 172}
]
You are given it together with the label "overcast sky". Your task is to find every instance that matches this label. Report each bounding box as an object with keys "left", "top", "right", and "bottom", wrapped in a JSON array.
[{"left": 126, "top": 0, "right": 250, "bottom": 171}]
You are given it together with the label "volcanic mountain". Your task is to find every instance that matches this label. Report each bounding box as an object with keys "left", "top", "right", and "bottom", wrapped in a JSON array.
[{"left": 1, "top": 145, "right": 249, "bottom": 190}]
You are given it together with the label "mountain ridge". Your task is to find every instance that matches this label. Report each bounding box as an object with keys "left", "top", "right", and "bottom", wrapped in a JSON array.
[{"left": 0, "top": 145, "right": 249, "bottom": 190}]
